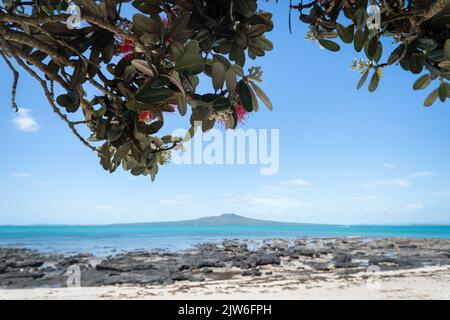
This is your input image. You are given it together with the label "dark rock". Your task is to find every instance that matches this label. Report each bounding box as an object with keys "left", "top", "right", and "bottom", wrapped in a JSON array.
[
  {"left": 242, "top": 268, "right": 262, "bottom": 277},
  {"left": 333, "top": 253, "right": 357, "bottom": 268},
  {"left": 368, "top": 256, "right": 398, "bottom": 265},
  {"left": 298, "top": 248, "right": 316, "bottom": 258}
]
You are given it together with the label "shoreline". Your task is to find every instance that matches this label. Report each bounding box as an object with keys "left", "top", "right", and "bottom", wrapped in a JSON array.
[
  {"left": 1, "top": 237, "right": 450, "bottom": 299},
  {"left": 2, "top": 265, "right": 450, "bottom": 300}
]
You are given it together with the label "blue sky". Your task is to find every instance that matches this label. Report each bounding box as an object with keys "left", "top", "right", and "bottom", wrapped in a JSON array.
[{"left": 1, "top": 2, "right": 449, "bottom": 225}]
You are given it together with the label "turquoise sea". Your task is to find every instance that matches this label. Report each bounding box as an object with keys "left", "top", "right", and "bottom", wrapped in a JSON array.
[{"left": 1, "top": 223, "right": 450, "bottom": 255}]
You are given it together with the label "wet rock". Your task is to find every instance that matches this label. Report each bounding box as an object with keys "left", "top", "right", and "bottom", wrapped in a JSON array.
[
  {"left": 2, "top": 237, "right": 450, "bottom": 289},
  {"left": 202, "top": 268, "right": 213, "bottom": 274},
  {"left": 368, "top": 256, "right": 398, "bottom": 266},
  {"left": 309, "top": 262, "right": 331, "bottom": 271},
  {"left": 333, "top": 253, "right": 358, "bottom": 268},
  {"left": 298, "top": 248, "right": 317, "bottom": 258},
  {"left": 242, "top": 268, "right": 262, "bottom": 277}
]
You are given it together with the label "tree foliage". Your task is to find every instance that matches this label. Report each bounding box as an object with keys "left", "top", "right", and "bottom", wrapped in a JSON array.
[
  {"left": 291, "top": 0, "right": 449, "bottom": 105},
  {"left": 0, "top": 0, "right": 449, "bottom": 181},
  {"left": 0, "top": 0, "right": 274, "bottom": 180}
]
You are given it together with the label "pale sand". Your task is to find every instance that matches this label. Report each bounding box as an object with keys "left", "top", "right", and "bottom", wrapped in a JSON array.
[{"left": 1, "top": 266, "right": 450, "bottom": 300}]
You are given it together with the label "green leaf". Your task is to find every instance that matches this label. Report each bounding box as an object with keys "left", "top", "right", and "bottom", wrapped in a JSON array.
[
  {"left": 184, "top": 40, "right": 201, "bottom": 55},
  {"left": 212, "top": 61, "right": 227, "bottom": 91},
  {"left": 113, "top": 142, "right": 132, "bottom": 164},
  {"left": 176, "top": 94, "right": 187, "bottom": 116},
  {"left": 438, "top": 83, "right": 447, "bottom": 102},
  {"left": 135, "top": 86, "right": 175, "bottom": 104},
  {"left": 387, "top": 44, "right": 405, "bottom": 65},
  {"left": 354, "top": 29, "right": 364, "bottom": 52},
  {"left": 131, "top": 59, "right": 155, "bottom": 77},
  {"left": 250, "top": 89, "right": 259, "bottom": 114},
  {"left": 374, "top": 42, "right": 383, "bottom": 63},
  {"left": 175, "top": 54, "right": 205, "bottom": 75},
  {"left": 357, "top": 68, "right": 370, "bottom": 90},
  {"left": 336, "top": 23, "right": 353, "bottom": 44},
  {"left": 212, "top": 97, "right": 231, "bottom": 111},
  {"left": 132, "top": 0, "right": 161, "bottom": 14},
  {"left": 226, "top": 69, "right": 237, "bottom": 95},
  {"left": 183, "top": 125, "right": 198, "bottom": 142},
  {"left": 444, "top": 39, "right": 450, "bottom": 60},
  {"left": 235, "top": 0, "right": 257, "bottom": 18},
  {"left": 132, "top": 13, "right": 160, "bottom": 34},
  {"left": 99, "top": 142, "right": 111, "bottom": 171},
  {"left": 238, "top": 81, "right": 254, "bottom": 112},
  {"left": 354, "top": 7, "right": 367, "bottom": 30},
  {"left": 413, "top": 74, "right": 431, "bottom": 91},
  {"left": 131, "top": 166, "right": 146, "bottom": 176},
  {"left": 126, "top": 100, "right": 156, "bottom": 112},
  {"left": 249, "top": 81, "right": 273, "bottom": 111},
  {"left": 366, "top": 37, "right": 378, "bottom": 59},
  {"left": 368, "top": 69, "right": 380, "bottom": 92},
  {"left": 107, "top": 125, "right": 123, "bottom": 142},
  {"left": 344, "top": 24, "right": 355, "bottom": 43},
  {"left": 424, "top": 89, "right": 439, "bottom": 107},
  {"left": 319, "top": 39, "right": 340, "bottom": 52}
]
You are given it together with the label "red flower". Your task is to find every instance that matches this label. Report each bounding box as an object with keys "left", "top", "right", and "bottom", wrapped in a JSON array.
[
  {"left": 118, "top": 38, "right": 136, "bottom": 61},
  {"left": 236, "top": 102, "right": 248, "bottom": 123},
  {"left": 139, "top": 111, "right": 156, "bottom": 123},
  {"left": 119, "top": 38, "right": 134, "bottom": 54}
]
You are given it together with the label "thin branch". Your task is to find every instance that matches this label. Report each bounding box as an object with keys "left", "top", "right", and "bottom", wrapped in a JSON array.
[
  {"left": 0, "top": 36, "right": 69, "bottom": 90},
  {"left": 0, "top": 12, "right": 69, "bottom": 25},
  {"left": 0, "top": 50, "right": 19, "bottom": 112},
  {"left": 81, "top": 13, "right": 137, "bottom": 42},
  {"left": 0, "top": 28, "right": 74, "bottom": 66}
]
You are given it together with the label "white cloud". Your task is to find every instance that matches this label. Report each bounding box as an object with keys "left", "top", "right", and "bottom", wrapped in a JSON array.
[
  {"left": 383, "top": 163, "right": 396, "bottom": 169},
  {"left": 410, "top": 171, "right": 435, "bottom": 178},
  {"left": 404, "top": 203, "right": 424, "bottom": 211},
  {"left": 12, "top": 109, "right": 39, "bottom": 132},
  {"left": 9, "top": 172, "right": 31, "bottom": 178},
  {"left": 241, "top": 193, "right": 304, "bottom": 213},
  {"left": 363, "top": 178, "right": 411, "bottom": 188},
  {"left": 282, "top": 178, "right": 312, "bottom": 188}
]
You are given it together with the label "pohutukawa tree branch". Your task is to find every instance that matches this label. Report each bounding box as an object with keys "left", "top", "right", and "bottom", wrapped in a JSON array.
[
  {"left": 1, "top": 0, "right": 446, "bottom": 182},
  {"left": 292, "top": 0, "right": 449, "bottom": 106},
  {"left": 0, "top": 0, "right": 274, "bottom": 181}
]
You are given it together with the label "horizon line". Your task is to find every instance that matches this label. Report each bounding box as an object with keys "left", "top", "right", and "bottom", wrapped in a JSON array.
[{"left": 0, "top": 213, "right": 449, "bottom": 227}]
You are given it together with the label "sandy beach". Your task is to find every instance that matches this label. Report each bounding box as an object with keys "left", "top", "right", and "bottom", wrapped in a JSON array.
[{"left": 1, "top": 265, "right": 450, "bottom": 300}]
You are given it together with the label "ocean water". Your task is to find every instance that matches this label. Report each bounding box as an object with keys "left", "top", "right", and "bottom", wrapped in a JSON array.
[{"left": 0, "top": 224, "right": 449, "bottom": 256}]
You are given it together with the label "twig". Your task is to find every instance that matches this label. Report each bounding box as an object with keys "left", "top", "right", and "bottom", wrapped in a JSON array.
[
  {"left": 0, "top": 50, "right": 19, "bottom": 112},
  {"left": 0, "top": 28, "right": 74, "bottom": 67}
]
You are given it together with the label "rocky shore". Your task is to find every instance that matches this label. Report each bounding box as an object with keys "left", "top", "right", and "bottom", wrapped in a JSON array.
[{"left": 1, "top": 237, "right": 450, "bottom": 289}]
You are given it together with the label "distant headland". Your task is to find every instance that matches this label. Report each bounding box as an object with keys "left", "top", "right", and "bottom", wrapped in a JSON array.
[{"left": 120, "top": 213, "right": 301, "bottom": 226}]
